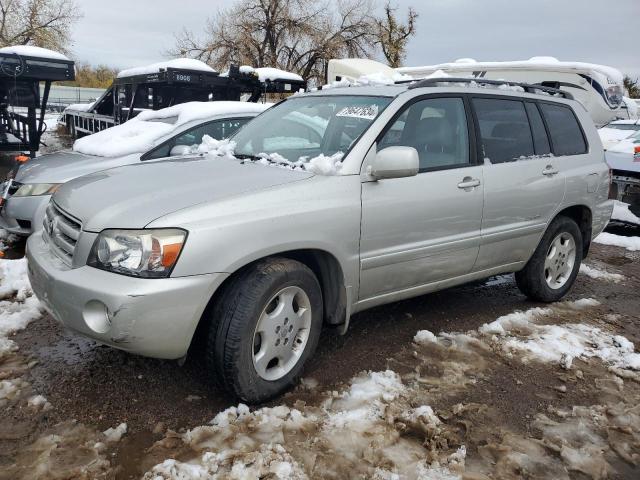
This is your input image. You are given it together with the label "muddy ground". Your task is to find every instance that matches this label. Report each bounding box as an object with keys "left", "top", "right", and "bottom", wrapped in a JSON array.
[
  {"left": 0, "top": 236, "right": 638, "bottom": 479},
  {"left": 0, "top": 125, "right": 639, "bottom": 479}
]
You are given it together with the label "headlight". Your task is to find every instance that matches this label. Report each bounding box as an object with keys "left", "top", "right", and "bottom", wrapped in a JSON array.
[
  {"left": 87, "top": 229, "right": 187, "bottom": 278},
  {"left": 604, "top": 84, "right": 623, "bottom": 108},
  {"left": 13, "top": 183, "right": 61, "bottom": 197}
]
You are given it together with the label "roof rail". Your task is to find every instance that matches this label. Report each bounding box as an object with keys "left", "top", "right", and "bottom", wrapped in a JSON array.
[{"left": 406, "top": 77, "right": 574, "bottom": 100}]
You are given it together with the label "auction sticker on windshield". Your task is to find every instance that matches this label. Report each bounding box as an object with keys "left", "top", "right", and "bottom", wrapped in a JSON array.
[{"left": 336, "top": 105, "right": 379, "bottom": 120}]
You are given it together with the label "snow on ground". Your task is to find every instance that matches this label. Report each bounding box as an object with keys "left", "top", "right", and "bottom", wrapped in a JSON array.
[
  {"left": 611, "top": 200, "right": 640, "bottom": 225},
  {"left": 0, "top": 248, "right": 43, "bottom": 359},
  {"left": 143, "top": 370, "right": 466, "bottom": 479},
  {"left": 579, "top": 263, "right": 624, "bottom": 282},
  {"left": 416, "top": 298, "right": 640, "bottom": 375},
  {"left": 594, "top": 232, "right": 640, "bottom": 251}
]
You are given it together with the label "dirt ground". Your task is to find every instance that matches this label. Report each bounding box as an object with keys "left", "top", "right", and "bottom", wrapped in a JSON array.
[
  {"left": 0, "top": 126, "right": 639, "bottom": 479},
  {"left": 0, "top": 236, "right": 638, "bottom": 479}
]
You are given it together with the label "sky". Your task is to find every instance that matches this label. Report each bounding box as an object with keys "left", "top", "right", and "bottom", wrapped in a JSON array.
[{"left": 71, "top": 0, "right": 640, "bottom": 79}]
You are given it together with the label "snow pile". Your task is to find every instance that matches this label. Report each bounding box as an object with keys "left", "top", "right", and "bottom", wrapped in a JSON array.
[
  {"left": 414, "top": 329, "right": 438, "bottom": 344},
  {"left": 201, "top": 136, "right": 345, "bottom": 176},
  {"left": 73, "top": 101, "right": 268, "bottom": 158},
  {"left": 0, "top": 45, "right": 69, "bottom": 61},
  {"left": 143, "top": 370, "right": 466, "bottom": 479},
  {"left": 397, "top": 57, "right": 624, "bottom": 86},
  {"left": 579, "top": 263, "right": 624, "bottom": 282},
  {"left": 594, "top": 232, "right": 640, "bottom": 251},
  {"left": 254, "top": 67, "right": 303, "bottom": 83},
  {"left": 118, "top": 58, "right": 216, "bottom": 78},
  {"left": 475, "top": 300, "right": 640, "bottom": 372},
  {"left": 611, "top": 201, "right": 640, "bottom": 225},
  {"left": 103, "top": 423, "right": 128, "bottom": 442},
  {"left": 323, "top": 70, "right": 413, "bottom": 89},
  {"left": 0, "top": 259, "right": 43, "bottom": 359}
]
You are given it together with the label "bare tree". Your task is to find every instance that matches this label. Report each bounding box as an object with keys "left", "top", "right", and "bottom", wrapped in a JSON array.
[
  {"left": 170, "top": 0, "right": 379, "bottom": 83},
  {"left": 0, "top": 0, "right": 81, "bottom": 53},
  {"left": 624, "top": 75, "right": 639, "bottom": 99},
  {"left": 375, "top": 1, "right": 417, "bottom": 68}
]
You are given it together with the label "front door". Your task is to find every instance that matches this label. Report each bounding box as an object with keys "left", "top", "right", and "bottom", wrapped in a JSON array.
[{"left": 359, "top": 96, "right": 483, "bottom": 300}]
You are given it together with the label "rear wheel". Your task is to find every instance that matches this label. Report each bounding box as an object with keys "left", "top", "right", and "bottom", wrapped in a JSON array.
[
  {"left": 207, "top": 258, "right": 322, "bottom": 403},
  {"left": 515, "top": 216, "right": 583, "bottom": 302}
]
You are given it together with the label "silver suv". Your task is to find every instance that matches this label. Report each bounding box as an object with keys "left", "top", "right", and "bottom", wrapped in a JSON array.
[{"left": 26, "top": 79, "right": 612, "bottom": 402}]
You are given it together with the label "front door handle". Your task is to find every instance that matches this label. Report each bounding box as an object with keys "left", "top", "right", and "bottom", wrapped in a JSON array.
[
  {"left": 457, "top": 177, "right": 481, "bottom": 189},
  {"left": 542, "top": 165, "right": 559, "bottom": 176}
]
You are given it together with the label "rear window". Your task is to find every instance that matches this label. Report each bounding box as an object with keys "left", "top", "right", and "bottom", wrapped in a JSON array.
[
  {"left": 539, "top": 103, "right": 587, "bottom": 156},
  {"left": 473, "top": 98, "right": 534, "bottom": 163}
]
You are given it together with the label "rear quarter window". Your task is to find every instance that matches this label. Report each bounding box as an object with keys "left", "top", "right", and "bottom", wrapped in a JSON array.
[{"left": 539, "top": 103, "right": 587, "bottom": 156}]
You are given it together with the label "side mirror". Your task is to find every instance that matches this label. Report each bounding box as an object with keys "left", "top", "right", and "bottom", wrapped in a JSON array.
[
  {"left": 169, "top": 144, "right": 192, "bottom": 157},
  {"left": 370, "top": 146, "right": 419, "bottom": 179}
]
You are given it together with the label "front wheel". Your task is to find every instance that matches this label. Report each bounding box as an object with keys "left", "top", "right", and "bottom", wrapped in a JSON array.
[
  {"left": 515, "top": 216, "right": 583, "bottom": 302},
  {"left": 207, "top": 258, "right": 323, "bottom": 403}
]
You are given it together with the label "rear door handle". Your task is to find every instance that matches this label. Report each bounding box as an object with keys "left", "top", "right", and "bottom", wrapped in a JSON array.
[
  {"left": 542, "top": 165, "right": 559, "bottom": 176},
  {"left": 457, "top": 177, "right": 481, "bottom": 189}
]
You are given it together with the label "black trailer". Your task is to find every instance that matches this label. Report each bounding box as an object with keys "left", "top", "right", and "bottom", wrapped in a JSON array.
[
  {"left": 63, "top": 64, "right": 306, "bottom": 137},
  {"left": 0, "top": 49, "right": 75, "bottom": 157}
]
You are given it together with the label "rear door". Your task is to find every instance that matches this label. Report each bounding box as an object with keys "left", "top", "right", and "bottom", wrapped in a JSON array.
[
  {"left": 472, "top": 96, "right": 565, "bottom": 271},
  {"left": 359, "top": 95, "right": 483, "bottom": 300}
]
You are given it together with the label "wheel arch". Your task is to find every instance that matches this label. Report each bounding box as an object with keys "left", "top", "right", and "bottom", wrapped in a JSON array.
[
  {"left": 188, "top": 248, "right": 349, "bottom": 356},
  {"left": 553, "top": 204, "right": 592, "bottom": 258}
]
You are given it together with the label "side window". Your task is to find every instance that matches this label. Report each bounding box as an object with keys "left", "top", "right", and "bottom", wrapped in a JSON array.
[
  {"left": 378, "top": 97, "right": 470, "bottom": 171},
  {"left": 524, "top": 103, "right": 551, "bottom": 155},
  {"left": 539, "top": 103, "right": 587, "bottom": 156},
  {"left": 143, "top": 118, "right": 249, "bottom": 160},
  {"left": 473, "top": 98, "right": 534, "bottom": 163}
]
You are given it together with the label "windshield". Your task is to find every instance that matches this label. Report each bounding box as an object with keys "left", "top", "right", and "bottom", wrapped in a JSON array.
[
  {"left": 231, "top": 95, "right": 392, "bottom": 163},
  {"left": 608, "top": 123, "right": 640, "bottom": 131}
]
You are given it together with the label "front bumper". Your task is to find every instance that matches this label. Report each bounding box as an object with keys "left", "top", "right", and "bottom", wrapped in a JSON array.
[
  {"left": 27, "top": 231, "right": 228, "bottom": 359},
  {"left": 0, "top": 195, "right": 51, "bottom": 235}
]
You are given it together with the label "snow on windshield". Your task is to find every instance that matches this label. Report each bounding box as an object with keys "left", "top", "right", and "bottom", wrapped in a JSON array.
[
  {"left": 226, "top": 95, "right": 391, "bottom": 172},
  {"left": 73, "top": 101, "right": 271, "bottom": 158}
]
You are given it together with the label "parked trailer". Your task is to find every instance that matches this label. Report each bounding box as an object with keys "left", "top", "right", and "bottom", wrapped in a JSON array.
[
  {"left": 0, "top": 46, "right": 75, "bottom": 157},
  {"left": 62, "top": 60, "right": 306, "bottom": 138},
  {"left": 327, "top": 57, "right": 631, "bottom": 127}
]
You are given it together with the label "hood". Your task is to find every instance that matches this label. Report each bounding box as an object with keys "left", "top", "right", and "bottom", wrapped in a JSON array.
[
  {"left": 53, "top": 155, "right": 313, "bottom": 231},
  {"left": 16, "top": 151, "right": 141, "bottom": 184},
  {"left": 606, "top": 149, "right": 640, "bottom": 173}
]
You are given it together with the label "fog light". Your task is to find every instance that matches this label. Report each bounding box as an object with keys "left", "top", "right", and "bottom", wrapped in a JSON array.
[{"left": 83, "top": 300, "right": 111, "bottom": 333}]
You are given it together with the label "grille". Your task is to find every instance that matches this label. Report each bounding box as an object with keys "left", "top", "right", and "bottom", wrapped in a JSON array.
[{"left": 42, "top": 201, "right": 81, "bottom": 266}]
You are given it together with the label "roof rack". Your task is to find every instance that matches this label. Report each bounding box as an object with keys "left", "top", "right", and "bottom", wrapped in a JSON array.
[{"left": 406, "top": 77, "right": 574, "bottom": 100}]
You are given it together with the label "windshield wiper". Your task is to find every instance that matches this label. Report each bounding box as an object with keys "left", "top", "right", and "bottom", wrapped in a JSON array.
[{"left": 235, "top": 153, "right": 262, "bottom": 162}]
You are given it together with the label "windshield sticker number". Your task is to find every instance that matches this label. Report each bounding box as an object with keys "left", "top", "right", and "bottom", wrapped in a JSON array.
[{"left": 336, "top": 105, "right": 379, "bottom": 120}]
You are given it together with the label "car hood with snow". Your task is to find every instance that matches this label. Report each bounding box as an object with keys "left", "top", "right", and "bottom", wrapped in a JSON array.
[
  {"left": 16, "top": 101, "right": 271, "bottom": 185},
  {"left": 53, "top": 155, "right": 313, "bottom": 232},
  {"left": 605, "top": 132, "right": 640, "bottom": 172}
]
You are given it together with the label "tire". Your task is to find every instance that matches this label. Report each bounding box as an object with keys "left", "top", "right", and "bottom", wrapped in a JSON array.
[
  {"left": 515, "top": 216, "right": 583, "bottom": 303},
  {"left": 207, "top": 257, "right": 323, "bottom": 403}
]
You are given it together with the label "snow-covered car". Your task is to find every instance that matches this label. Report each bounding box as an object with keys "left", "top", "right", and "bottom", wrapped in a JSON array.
[
  {"left": 599, "top": 120, "right": 640, "bottom": 150},
  {"left": 0, "top": 101, "right": 271, "bottom": 235},
  {"left": 27, "top": 79, "right": 611, "bottom": 402},
  {"left": 606, "top": 130, "right": 640, "bottom": 217}
]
